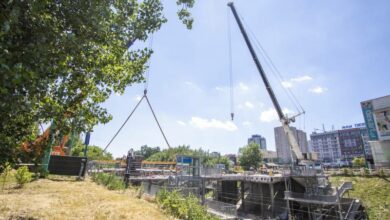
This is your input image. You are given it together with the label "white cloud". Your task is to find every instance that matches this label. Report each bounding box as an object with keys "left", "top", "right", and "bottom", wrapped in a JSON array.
[
  {"left": 185, "top": 81, "right": 194, "bottom": 86},
  {"left": 135, "top": 95, "right": 142, "bottom": 101},
  {"left": 258, "top": 102, "right": 265, "bottom": 108},
  {"left": 291, "top": 75, "right": 313, "bottom": 82},
  {"left": 176, "top": 120, "right": 186, "bottom": 126},
  {"left": 242, "top": 121, "right": 252, "bottom": 127},
  {"left": 184, "top": 81, "right": 202, "bottom": 91},
  {"left": 281, "top": 81, "right": 293, "bottom": 88},
  {"left": 238, "top": 82, "right": 249, "bottom": 91},
  {"left": 309, "top": 86, "right": 328, "bottom": 94},
  {"left": 281, "top": 75, "right": 313, "bottom": 88},
  {"left": 189, "top": 117, "right": 238, "bottom": 131},
  {"left": 259, "top": 107, "right": 294, "bottom": 122},
  {"left": 215, "top": 86, "right": 226, "bottom": 92},
  {"left": 244, "top": 101, "right": 254, "bottom": 109}
]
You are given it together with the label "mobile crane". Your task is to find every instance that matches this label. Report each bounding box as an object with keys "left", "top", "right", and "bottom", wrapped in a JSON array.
[
  {"left": 227, "top": 2, "right": 316, "bottom": 168},
  {"left": 227, "top": 4, "right": 370, "bottom": 220}
]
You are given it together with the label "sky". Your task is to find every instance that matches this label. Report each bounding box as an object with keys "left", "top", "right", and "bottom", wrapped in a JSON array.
[{"left": 88, "top": 0, "right": 390, "bottom": 157}]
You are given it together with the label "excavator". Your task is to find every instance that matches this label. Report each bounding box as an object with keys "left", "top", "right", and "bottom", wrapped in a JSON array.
[
  {"left": 21, "top": 124, "right": 88, "bottom": 177},
  {"left": 21, "top": 125, "right": 71, "bottom": 157}
]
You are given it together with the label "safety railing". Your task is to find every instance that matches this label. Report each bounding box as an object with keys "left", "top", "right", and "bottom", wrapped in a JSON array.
[
  {"left": 284, "top": 191, "right": 338, "bottom": 204},
  {"left": 204, "top": 199, "right": 237, "bottom": 218}
]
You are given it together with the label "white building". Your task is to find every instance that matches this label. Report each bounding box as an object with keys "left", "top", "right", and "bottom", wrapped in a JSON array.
[
  {"left": 310, "top": 131, "right": 341, "bottom": 164},
  {"left": 274, "top": 126, "right": 308, "bottom": 163}
]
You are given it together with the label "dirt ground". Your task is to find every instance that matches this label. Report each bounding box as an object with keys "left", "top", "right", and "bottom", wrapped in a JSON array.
[{"left": 0, "top": 177, "right": 170, "bottom": 220}]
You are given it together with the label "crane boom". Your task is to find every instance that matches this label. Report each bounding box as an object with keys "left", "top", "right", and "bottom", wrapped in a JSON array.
[{"left": 227, "top": 2, "right": 304, "bottom": 162}]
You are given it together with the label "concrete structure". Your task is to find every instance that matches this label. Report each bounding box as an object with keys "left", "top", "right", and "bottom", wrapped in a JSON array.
[
  {"left": 260, "top": 149, "right": 277, "bottom": 163},
  {"left": 210, "top": 151, "right": 221, "bottom": 158},
  {"left": 225, "top": 154, "right": 237, "bottom": 165},
  {"left": 248, "top": 134, "right": 267, "bottom": 150},
  {"left": 274, "top": 126, "right": 308, "bottom": 163},
  {"left": 361, "top": 95, "right": 390, "bottom": 167},
  {"left": 124, "top": 153, "right": 367, "bottom": 219}
]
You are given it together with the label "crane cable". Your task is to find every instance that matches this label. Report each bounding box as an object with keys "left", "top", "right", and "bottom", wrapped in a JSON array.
[
  {"left": 227, "top": 7, "right": 235, "bottom": 121},
  {"left": 103, "top": 35, "right": 171, "bottom": 153},
  {"left": 103, "top": 95, "right": 145, "bottom": 152},
  {"left": 144, "top": 35, "right": 154, "bottom": 91},
  {"left": 238, "top": 13, "right": 305, "bottom": 116}
]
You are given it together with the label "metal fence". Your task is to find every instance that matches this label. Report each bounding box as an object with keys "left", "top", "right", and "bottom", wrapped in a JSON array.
[
  {"left": 201, "top": 167, "right": 223, "bottom": 177},
  {"left": 324, "top": 168, "right": 390, "bottom": 176},
  {"left": 142, "top": 183, "right": 200, "bottom": 198},
  {"left": 204, "top": 199, "right": 237, "bottom": 219}
]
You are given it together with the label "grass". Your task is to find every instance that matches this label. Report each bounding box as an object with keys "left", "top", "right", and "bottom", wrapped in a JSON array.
[
  {"left": 0, "top": 176, "right": 171, "bottom": 220},
  {"left": 330, "top": 176, "right": 390, "bottom": 220}
]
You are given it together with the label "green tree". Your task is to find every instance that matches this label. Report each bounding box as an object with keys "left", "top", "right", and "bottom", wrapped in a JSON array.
[
  {"left": 239, "top": 143, "right": 263, "bottom": 171},
  {"left": 0, "top": 0, "right": 194, "bottom": 169},
  {"left": 135, "top": 145, "right": 161, "bottom": 160},
  {"left": 352, "top": 157, "right": 366, "bottom": 167},
  {"left": 71, "top": 143, "right": 113, "bottom": 161},
  {"left": 147, "top": 145, "right": 230, "bottom": 170}
]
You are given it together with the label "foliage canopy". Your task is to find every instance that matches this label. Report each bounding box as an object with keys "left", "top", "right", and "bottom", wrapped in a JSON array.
[
  {"left": 239, "top": 143, "right": 263, "bottom": 171},
  {"left": 0, "top": 0, "right": 194, "bottom": 169},
  {"left": 146, "top": 145, "right": 231, "bottom": 170},
  {"left": 134, "top": 145, "right": 161, "bottom": 160}
]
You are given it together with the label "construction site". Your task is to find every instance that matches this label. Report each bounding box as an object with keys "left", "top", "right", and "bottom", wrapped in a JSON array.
[
  {"left": 87, "top": 3, "right": 372, "bottom": 219},
  {"left": 3, "top": 1, "right": 389, "bottom": 220}
]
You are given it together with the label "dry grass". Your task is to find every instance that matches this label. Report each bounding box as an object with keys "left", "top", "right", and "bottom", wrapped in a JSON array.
[{"left": 0, "top": 177, "right": 170, "bottom": 220}]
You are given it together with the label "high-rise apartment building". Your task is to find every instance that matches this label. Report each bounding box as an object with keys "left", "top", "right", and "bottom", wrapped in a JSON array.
[
  {"left": 274, "top": 126, "right": 308, "bottom": 163},
  {"left": 248, "top": 134, "right": 267, "bottom": 150},
  {"left": 310, "top": 131, "right": 341, "bottom": 163},
  {"left": 310, "top": 123, "right": 372, "bottom": 164}
]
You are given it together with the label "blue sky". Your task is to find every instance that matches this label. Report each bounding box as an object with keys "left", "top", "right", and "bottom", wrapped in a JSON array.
[{"left": 89, "top": 0, "right": 390, "bottom": 157}]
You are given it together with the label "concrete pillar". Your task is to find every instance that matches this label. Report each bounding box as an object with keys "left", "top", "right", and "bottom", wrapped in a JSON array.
[
  {"left": 201, "top": 178, "right": 205, "bottom": 205},
  {"left": 148, "top": 180, "right": 152, "bottom": 195},
  {"left": 241, "top": 181, "right": 245, "bottom": 211},
  {"left": 260, "top": 183, "right": 264, "bottom": 218},
  {"left": 270, "top": 183, "right": 275, "bottom": 218}
]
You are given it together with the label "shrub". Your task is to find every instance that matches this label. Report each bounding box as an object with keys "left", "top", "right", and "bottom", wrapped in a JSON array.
[
  {"left": 363, "top": 168, "right": 370, "bottom": 176},
  {"left": 15, "top": 166, "right": 32, "bottom": 187},
  {"left": 1, "top": 163, "right": 12, "bottom": 190},
  {"left": 379, "top": 169, "right": 385, "bottom": 177},
  {"left": 156, "top": 189, "right": 218, "bottom": 220},
  {"left": 342, "top": 168, "right": 350, "bottom": 176},
  {"left": 91, "top": 172, "right": 125, "bottom": 190}
]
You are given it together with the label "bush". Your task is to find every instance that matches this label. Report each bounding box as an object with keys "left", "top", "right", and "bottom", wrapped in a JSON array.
[
  {"left": 91, "top": 172, "right": 125, "bottom": 190},
  {"left": 15, "top": 166, "right": 32, "bottom": 187},
  {"left": 379, "top": 169, "right": 385, "bottom": 177},
  {"left": 156, "top": 189, "right": 218, "bottom": 220},
  {"left": 363, "top": 168, "right": 370, "bottom": 176},
  {"left": 352, "top": 157, "right": 365, "bottom": 167},
  {"left": 342, "top": 168, "right": 350, "bottom": 176},
  {"left": 1, "top": 163, "right": 12, "bottom": 190}
]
